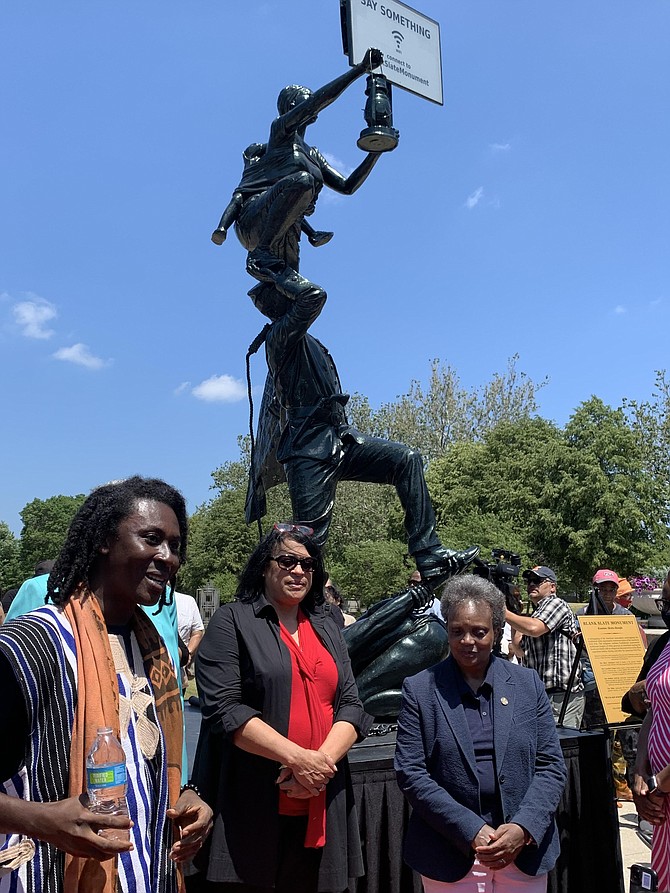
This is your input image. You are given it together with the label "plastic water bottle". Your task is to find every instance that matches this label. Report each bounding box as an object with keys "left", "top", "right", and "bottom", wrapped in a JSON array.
[{"left": 86, "top": 727, "right": 130, "bottom": 841}]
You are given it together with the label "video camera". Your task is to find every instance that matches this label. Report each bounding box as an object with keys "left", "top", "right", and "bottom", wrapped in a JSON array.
[{"left": 472, "top": 548, "right": 522, "bottom": 612}]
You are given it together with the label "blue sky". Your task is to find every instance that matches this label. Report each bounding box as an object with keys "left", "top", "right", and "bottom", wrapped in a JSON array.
[{"left": 2, "top": 1, "right": 669, "bottom": 534}]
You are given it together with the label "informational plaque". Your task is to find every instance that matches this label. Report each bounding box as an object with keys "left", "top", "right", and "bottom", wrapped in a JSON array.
[
  {"left": 341, "top": 0, "right": 443, "bottom": 105},
  {"left": 579, "top": 615, "right": 646, "bottom": 724}
]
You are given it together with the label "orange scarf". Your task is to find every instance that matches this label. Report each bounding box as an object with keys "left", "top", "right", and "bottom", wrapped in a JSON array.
[{"left": 63, "top": 589, "right": 184, "bottom": 893}]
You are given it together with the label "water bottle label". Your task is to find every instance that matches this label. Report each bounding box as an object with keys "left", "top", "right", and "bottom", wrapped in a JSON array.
[{"left": 87, "top": 763, "right": 127, "bottom": 789}]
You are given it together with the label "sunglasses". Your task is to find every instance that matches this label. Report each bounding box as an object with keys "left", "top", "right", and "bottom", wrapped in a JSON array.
[
  {"left": 270, "top": 554, "right": 318, "bottom": 572},
  {"left": 273, "top": 522, "right": 314, "bottom": 537}
]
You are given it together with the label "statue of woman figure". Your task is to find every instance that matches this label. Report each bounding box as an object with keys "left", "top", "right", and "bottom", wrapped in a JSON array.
[{"left": 211, "top": 48, "right": 385, "bottom": 284}]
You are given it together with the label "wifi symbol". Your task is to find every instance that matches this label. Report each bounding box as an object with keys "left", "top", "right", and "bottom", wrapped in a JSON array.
[{"left": 391, "top": 30, "right": 404, "bottom": 52}]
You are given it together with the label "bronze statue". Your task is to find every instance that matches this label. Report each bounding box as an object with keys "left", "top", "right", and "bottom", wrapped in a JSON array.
[
  {"left": 344, "top": 582, "right": 448, "bottom": 719},
  {"left": 214, "top": 49, "right": 479, "bottom": 591},
  {"left": 212, "top": 47, "right": 385, "bottom": 282}
]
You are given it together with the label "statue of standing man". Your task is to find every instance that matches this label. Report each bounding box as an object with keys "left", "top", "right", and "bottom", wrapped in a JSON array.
[{"left": 213, "top": 49, "right": 479, "bottom": 590}]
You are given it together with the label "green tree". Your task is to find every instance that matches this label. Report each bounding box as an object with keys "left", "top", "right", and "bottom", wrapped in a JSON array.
[
  {"left": 0, "top": 522, "right": 22, "bottom": 591},
  {"left": 427, "top": 403, "right": 668, "bottom": 591},
  {"left": 323, "top": 482, "right": 398, "bottom": 561},
  {"left": 624, "top": 369, "right": 670, "bottom": 565},
  {"left": 562, "top": 396, "right": 669, "bottom": 579},
  {"left": 179, "top": 456, "right": 258, "bottom": 601},
  {"left": 625, "top": 370, "right": 670, "bottom": 474},
  {"left": 327, "top": 538, "right": 410, "bottom": 610},
  {"left": 427, "top": 419, "right": 559, "bottom": 572},
  {"left": 349, "top": 355, "right": 546, "bottom": 460},
  {"left": 18, "top": 494, "right": 85, "bottom": 579}
]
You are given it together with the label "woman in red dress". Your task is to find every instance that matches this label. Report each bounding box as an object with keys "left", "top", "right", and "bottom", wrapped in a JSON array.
[{"left": 192, "top": 523, "right": 371, "bottom": 893}]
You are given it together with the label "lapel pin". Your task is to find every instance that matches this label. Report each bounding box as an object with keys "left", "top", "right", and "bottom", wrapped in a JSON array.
[{"left": 500, "top": 697, "right": 509, "bottom": 706}]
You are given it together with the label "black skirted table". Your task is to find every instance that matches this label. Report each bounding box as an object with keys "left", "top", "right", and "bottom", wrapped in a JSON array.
[
  {"left": 183, "top": 721, "right": 624, "bottom": 893},
  {"left": 347, "top": 727, "right": 625, "bottom": 893}
]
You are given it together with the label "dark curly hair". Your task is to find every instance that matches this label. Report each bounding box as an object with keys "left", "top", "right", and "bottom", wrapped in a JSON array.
[
  {"left": 440, "top": 575, "right": 505, "bottom": 634},
  {"left": 47, "top": 476, "right": 188, "bottom": 611},
  {"left": 236, "top": 525, "right": 325, "bottom": 611}
]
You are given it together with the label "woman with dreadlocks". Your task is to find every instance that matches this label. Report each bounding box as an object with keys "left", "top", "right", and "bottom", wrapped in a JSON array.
[{"left": 0, "top": 476, "right": 212, "bottom": 893}]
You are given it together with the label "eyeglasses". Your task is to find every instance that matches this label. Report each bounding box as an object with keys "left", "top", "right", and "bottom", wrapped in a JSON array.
[
  {"left": 273, "top": 522, "right": 314, "bottom": 537},
  {"left": 270, "top": 554, "right": 318, "bottom": 572}
]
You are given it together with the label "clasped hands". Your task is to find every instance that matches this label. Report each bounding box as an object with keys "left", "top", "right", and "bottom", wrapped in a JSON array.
[
  {"left": 471, "top": 822, "right": 526, "bottom": 871},
  {"left": 276, "top": 748, "right": 336, "bottom": 799}
]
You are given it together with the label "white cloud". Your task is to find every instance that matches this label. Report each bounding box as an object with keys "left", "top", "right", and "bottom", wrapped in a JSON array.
[
  {"left": 192, "top": 374, "right": 246, "bottom": 403},
  {"left": 13, "top": 297, "right": 57, "bottom": 339},
  {"left": 53, "top": 343, "right": 108, "bottom": 370},
  {"left": 465, "top": 187, "right": 484, "bottom": 210},
  {"left": 614, "top": 305, "right": 627, "bottom": 315},
  {"left": 322, "top": 152, "right": 354, "bottom": 178},
  {"left": 174, "top": 381, "right": 191, "bottom": 396},
  {"left": 320, "top": 191, "right": 345, "bottom": 207},
  {"left": 490, "top": 142, "right": 511, "bottom": 152}
]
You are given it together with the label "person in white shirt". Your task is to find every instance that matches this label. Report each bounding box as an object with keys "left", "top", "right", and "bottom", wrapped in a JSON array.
[{"left": 175, "top": 591, "right": 204, "bottom": 684}]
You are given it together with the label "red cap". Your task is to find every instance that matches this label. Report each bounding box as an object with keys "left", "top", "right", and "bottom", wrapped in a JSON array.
[{"left": 592, "top": 568, "right": 619, "bottom": 586}]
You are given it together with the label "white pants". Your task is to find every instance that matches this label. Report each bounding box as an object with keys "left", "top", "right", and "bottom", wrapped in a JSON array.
[{"left": 421, "top": 860, "right": 548, "bottom": 893}]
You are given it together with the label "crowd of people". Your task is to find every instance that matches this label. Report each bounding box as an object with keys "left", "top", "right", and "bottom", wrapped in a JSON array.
[{"left": 1, "top": 474, "right": 669, "bottom": 892}]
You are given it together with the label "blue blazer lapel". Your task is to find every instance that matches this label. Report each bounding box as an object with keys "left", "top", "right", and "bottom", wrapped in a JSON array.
[
  {"left": 434, "top": 657, "right": 477, "bottom": 777},
  {"left": 491, "top": 657, "right": 516, "bottom": 767}
]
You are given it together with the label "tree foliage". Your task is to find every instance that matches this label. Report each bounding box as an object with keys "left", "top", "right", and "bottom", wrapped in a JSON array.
[
  {"left": 624, "top": 370, "right": 670, "bottom": 513},
  {"left": 18, "top": 494, "right": 85, "bottom": 579},
  {"left": 326, "top": 539, "right": 411, "bottom": 610},
  {"left": 0, "top": 522, "right": 21, "bottom": 591},
  {"left": 562, "top": 397, "right": 668, "bottom": 577},
  {"left": 348, "top": 355, "right": 546, "bottom": 461},
  {"left": 427, "top": 399, "right": 668, "bottom": 591}
]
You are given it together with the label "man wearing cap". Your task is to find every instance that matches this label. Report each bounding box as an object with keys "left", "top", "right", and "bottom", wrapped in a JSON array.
[{"left": 505, "top": 565, "right": 585, "bottom": 729}]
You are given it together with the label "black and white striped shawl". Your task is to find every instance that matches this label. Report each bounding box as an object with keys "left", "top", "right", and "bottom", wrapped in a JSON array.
[{"left": 0, "top": 607, "right": 77, "bottom": 893}]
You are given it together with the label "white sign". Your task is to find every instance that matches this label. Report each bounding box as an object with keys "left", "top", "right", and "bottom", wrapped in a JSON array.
[{"left": 342, "top": 0, "right": 443, "bottom": 105}]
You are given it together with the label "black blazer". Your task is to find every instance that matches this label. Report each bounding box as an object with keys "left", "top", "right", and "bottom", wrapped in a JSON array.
[
  {"left": 193, "top": 595, "right": 372, "bottom": 890},
  {"left": 395, "top": 655, "right": 567, "bottom": 882}
]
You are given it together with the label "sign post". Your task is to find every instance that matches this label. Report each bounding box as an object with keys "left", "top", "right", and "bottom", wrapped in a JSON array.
[{"left": 341, "top": 0, "right": 443, "bottom": 105}]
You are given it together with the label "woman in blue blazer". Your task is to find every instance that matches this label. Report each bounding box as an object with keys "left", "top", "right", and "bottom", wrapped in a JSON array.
[{"left": 395, "top": 575, "right": 566, "bottom": 892}]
